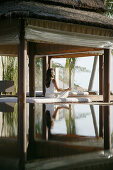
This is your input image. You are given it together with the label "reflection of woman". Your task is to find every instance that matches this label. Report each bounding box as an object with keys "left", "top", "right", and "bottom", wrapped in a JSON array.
[
  {"left": 46, "top": 104, "right": 71, "bottom": 131},
  {"left": 45, "top": 68, "right": 71, "bottom": 98}
]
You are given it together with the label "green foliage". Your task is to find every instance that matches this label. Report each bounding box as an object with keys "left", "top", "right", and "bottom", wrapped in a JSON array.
[
  {"left": 36, "top": 58, "right": 42, "bottom": 68},
  {"left": 104, "top": 0, "right": 113, "bottom": 17},
  {"left": 75, "top": 66, "right": 89, "bottom": 72},
  {"left": 65, "top": 58, "right": 89, "bottom": 72},
  {"left": 52, "top": 61, "right": 64, "bottom": 68},
  {"left": 1, "top": 56, "right": 18, "bottom": 136},
  {"left": 65, "top": 106, "right": 76, "bottom": 135},
  {"left": 1, "top": 56, "right": 18, "bottom": 94},
  {"left": 65, "top": 58, "right": 76, "bottom": 71},
  {"left": 1, "top": 104, "right": 17, "bottom": 137}
]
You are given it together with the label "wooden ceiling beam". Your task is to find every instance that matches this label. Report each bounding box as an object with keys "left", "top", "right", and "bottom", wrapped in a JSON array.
[
  {"left": 0, "top": 44, "right": 18, "bottom": 56},
  {"left": 36, "top": 43, "right": 103, "bottom": 55},
  {"left": 51, "top": 53, "right": 102, "bottom": 58},
  {"left": 0, "top": 43, "right": 103, "bottom": 57}
]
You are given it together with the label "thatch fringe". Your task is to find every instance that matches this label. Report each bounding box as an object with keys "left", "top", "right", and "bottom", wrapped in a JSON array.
[
  {"left": 0, "top": 0, "right": 106, "bottom": 13},
  {"left": 0, "top": 1, "right": 112, "bottom": 30}
]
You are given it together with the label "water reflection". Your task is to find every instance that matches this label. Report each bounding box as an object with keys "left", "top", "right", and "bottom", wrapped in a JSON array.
[
  {"left": 40, "top": 104, "right": 99, "bottom": 137},
  {"left": 0, "top": 103, "right": 112, "bottom": 140},
  {"left": 0, "top": 103, "right": 17, "bottom": 137},
  {"left": 0, "top": 103, "right": 111, "bottom": 139},
  {"left": 42, "top": 104, "right": 74, "bottom": 140},
  {"left": 0, "top": 102, "right": 113, "bottom": 169}
]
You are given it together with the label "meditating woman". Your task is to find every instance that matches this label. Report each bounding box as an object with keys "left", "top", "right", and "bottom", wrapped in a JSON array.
[{"left": 45, "top": 68, "right": 71, "bottom": 98}]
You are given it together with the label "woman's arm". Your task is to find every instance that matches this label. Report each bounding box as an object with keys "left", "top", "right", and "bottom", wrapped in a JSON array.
[
  {"left": 52, "top": 79, "right": 71, "bottom": 92},
  {"left": 52, "top": 106, "right": 71, "bottom": 119}
]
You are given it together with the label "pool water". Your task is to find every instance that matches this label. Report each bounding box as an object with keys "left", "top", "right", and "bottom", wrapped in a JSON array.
[{"left": 0, "top": 103, "right": 113, "bottom": 139}]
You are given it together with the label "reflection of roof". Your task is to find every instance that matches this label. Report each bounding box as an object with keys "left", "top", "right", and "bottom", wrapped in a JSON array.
[{"left": 0, "top": 1, "right": 113, "bottom": 29}]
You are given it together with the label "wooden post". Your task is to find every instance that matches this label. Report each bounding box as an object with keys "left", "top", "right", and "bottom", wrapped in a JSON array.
[
  {"left": 90, "top": 105, "right": 98, "bottom": 137},
  {"left": 27, "top": 103, "right": 35, "bottom": 160},
  {"left": 48, "top": 56, "right": 52, "bottom": 68},
  {"left": 28, "top": 42, "right": 36, "bottom": 97},
  {"left": 18, "top": 19, "right": 27, "bottom": 170},
  {"left": 42, "top": 56, "right": 48, "bottom": 96},
  {"left": 42, "top": 104, "right": 49, "bottom": 140},
  {"left": 104, "top": 49, "right": 110, "bottom": 102},
  {"left": 104, "top": 49, "right": 111, "bottom": 150},
  {"left": 88, "top": 56, "right": 98, "bottom": 91},
  {"left": 99, "top": 55, "right": 104, "bottom": 137},
  {"left": 28, "top": 42, "right": 36, "bottom": 159}
]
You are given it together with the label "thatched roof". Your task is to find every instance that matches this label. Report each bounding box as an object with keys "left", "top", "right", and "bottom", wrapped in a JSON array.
[
  {"left": 0, "top": 1, "right": 113, "bottom": 30},
  {"left": 39, "top": 0, "right": 106, "bottom": 12},
  {"left": 0, "top": 0, "right": 106, "bottom": 13}
]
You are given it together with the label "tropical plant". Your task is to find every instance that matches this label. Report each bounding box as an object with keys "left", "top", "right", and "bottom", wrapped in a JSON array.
[
  {"left": 52, "top": 61, "right": 64, "bottom": 68},
  {"left": 104, "top": 0, "right": 113, "bottom": 17},
  {"left": 1, "top": 104, "right": 17, "bottom": 137},
  {"left": 1, "top": 56, "right": 18, "bottom": 137},
  {"left": 1, "top": 56, "right": 18, "bottom": 94},
  {"left": 65, "top": 58, "right": 89, "bottom": 88},
  {"left": 65, "top": 105, "right": 76, "bottom": 135}
]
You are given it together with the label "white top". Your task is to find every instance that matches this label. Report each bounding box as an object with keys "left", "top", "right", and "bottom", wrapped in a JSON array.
[
  {"left": 46, "top": 104, "right": 54, "bottom": 116},
  {"left": 45, "top": 80, "right": 56, "bottom": 98}
]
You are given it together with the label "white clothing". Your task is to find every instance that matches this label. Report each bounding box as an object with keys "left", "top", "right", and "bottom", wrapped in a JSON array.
[
  {"left": 45, "top": 80, "right": 57, "bottom": 98},
  {"left": 45, "top": 80, "right": 69, "bottom": 98},
  {"left": 46, "top": 104, "right": 54, "bottom": 116}
]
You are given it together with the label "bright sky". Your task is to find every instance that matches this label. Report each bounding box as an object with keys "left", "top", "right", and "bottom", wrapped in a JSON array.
[{"left": 53, "top": 54, "right": 113, "bottom": 91}]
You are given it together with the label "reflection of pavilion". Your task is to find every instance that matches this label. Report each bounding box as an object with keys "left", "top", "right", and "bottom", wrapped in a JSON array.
[{"left": 0, "top": 0, "right": 113, "bottom": 169}]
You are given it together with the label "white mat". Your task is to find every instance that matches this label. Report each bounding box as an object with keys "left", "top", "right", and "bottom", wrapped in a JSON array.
[
  {"left": 69, "top": 91, "right": 89, "bottom": 96},
  {"left": 0, "top": 97, "right": 92, "bottom": 103}
]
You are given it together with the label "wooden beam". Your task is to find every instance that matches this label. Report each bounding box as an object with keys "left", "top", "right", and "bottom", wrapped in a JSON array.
[
  {"left": 99, "top": 55, "right": 104, "bottom": 138},
  {"left": 18, "top": 19, "right": 27, "bottom": 170},
  {"left": 0, "top": 43, "right": 103, "bottom": 57},
  {"left": 0, "top": 44, "right": 18, "bottom": 56},
  {"left": 36, "top": 43, "right": 103, "bottom": 55},
  {"left": 103, "top": 49, "right": 111, "bottom": 150},
  {"left": 51, "top": 53, "right": 101, "bottom": 58}
]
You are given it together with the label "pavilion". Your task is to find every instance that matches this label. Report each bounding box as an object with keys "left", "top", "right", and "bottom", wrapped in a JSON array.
[{"left": 0, "top": 0, "right": 113, "bottom": 169}]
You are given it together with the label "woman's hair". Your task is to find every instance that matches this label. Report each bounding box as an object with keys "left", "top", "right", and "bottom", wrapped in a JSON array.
[{"left": 46, "top": 68, "right": 54, "bottom": 88}]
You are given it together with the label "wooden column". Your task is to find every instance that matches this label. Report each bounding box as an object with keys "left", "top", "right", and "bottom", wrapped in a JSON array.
[
  {"left": 27, "top": 103, "right": 35, "bottom": 160},
  {"left": 28, "top": 42, "right": 36, "bottom": 97},
  {"left": 48, "top": 56, "right": 52, "bottom": 68},
  {"left": 104, "top": 49, "right": 111, "bottom": 150},
  {"left": 99, "top": 55, "right": 104, "bottom": 137},
  {"left": 42, "top": 104, "right": 50, "bottom": 140},
  {"left": 88, "top": 56, "right": 98, "bottom": 91},
  {"left": 18, "top": 19, "right": 27, "bottom": 170},
  {"left": 90, "top": 105, "right": 98, "bottom": 137},
  {"left": 28, "top": 42, "right": 36, "bottom": 158},
  {"left": 42, "top": 56, "right": 48, "bottom": 96}
]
